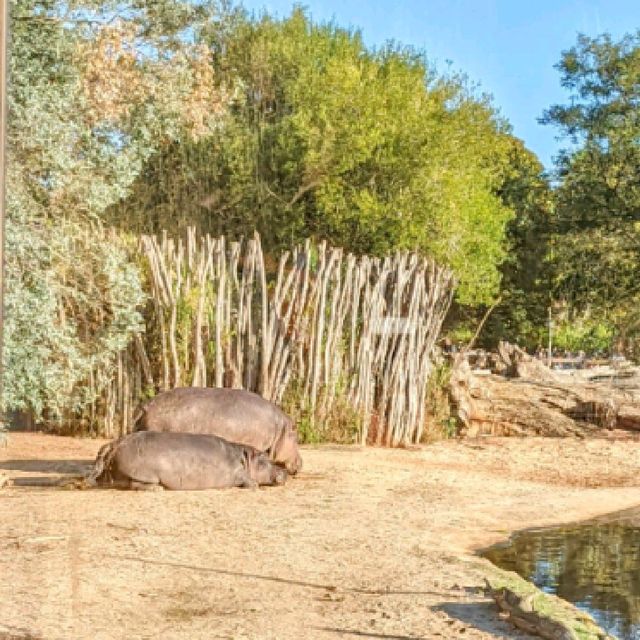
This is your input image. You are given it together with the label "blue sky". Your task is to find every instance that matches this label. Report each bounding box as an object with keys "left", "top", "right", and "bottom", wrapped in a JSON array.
[{"left": 239, "top": 0, "right": 640, "bottom": 170}]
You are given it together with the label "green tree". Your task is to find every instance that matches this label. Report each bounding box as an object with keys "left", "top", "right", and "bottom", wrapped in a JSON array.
[
  {"left": 115, "top": 8, "right": 516, "bottom": 304},
  {"left": 478, "top": 138, "right": 553, "bottom": 348},
  {"left": 5, "top": 0, "right": 230, "bottom": 420},
  {"left": 542, "top": 32, "right": 640, "bottom": 353}
]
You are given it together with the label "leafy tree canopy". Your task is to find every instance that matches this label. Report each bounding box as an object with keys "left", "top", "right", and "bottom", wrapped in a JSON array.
[
  {"left": 114, "top": 7, "right": 521, "bottom": 304},
  {"left": 471, "top": 138, "right": 553, "bottom": 348},
  {"left": 5, "top": 1, "right": 555, "bottom": 420},
  {"left": 542, "top": 32, "right": 640, "bottom": 348},
  {"left": 5, "top": 0, "right": 230, "bottom": 417}
]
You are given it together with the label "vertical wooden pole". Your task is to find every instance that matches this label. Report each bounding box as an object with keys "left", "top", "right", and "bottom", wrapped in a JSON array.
[
  {"left": 547, "top": 306, "right": 553, "bottom": 367},
  {"left": 0, "top": 0, "right": 8, "bottom": 422}
]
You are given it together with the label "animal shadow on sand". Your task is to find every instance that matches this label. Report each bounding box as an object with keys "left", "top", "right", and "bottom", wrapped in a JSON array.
[
  {"left": 0, "top": 459, "right": 93, "bottom": 474},
  {"left": 0, "top": 459, "right": 93, "bottom": 487}
]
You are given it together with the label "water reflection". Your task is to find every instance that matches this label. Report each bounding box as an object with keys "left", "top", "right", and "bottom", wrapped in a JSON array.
[{"left": 481, "top": 507, "right": 640, "bottom": 640}]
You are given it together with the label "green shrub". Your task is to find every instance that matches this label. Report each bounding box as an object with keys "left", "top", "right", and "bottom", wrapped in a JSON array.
[
  {"left": 422, "top": 361, "right": 456, "bottom": 442},
  {"left": 3, "top": 218, "right": 145, "bottom": 420},
  {"left": 282, "top": 380, "right": 362, "bottom": 445}
]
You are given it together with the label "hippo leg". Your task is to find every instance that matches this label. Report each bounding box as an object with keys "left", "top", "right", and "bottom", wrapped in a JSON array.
[{"left": 129, "top": 480, "right": 164, "bottom": 491}]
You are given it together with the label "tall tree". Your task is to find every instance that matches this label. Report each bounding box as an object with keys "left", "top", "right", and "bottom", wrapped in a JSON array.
[
  {"left": 479, "top": 138, "right": 553, "bottom": 348},
  {"left": 4, "top": 0, "right": 230, "bottom": 418},
  {"left": 116, "top": 8, "right": 516, "bottom": 305},
  {"left": 542, "top": 32, "right": 640, "bottom": 351}
]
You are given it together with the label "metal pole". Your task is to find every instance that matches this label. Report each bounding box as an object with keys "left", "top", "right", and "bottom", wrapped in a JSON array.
[{"left": 0, "top": 0, "right": 7, "bottom": 423}]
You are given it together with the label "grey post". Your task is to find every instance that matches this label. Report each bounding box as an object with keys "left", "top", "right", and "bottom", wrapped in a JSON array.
[{"left": 0, "top": 0, "right": 7, "bottom": 423}]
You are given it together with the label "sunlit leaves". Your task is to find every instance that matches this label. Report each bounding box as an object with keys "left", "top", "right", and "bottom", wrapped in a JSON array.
[
  {"left": 121, "top": 8, "right": 517, "bottom": 304},
  {"left": 4, "top": 0, "right": 231, "bottom": 416},
  {"left": 544, "top": 32, "right": 640, "bottom": 349}
]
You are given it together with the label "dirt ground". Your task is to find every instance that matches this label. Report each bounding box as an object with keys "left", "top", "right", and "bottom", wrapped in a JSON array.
[{"left": 3, "top": 432, "right": 640, "bottom": 640}]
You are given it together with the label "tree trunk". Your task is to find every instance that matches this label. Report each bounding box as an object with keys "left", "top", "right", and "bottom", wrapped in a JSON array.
[{"left": 450, "top": 344, "right": 640, "bottom": 437}]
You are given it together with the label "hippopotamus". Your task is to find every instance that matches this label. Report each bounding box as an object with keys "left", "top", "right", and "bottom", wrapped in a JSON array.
[
  {"left": 87, "top": 431, "right": 288, "bottom": 490},
  {"left": 133, "top": 387, "right": 302, "bottom": 474}
]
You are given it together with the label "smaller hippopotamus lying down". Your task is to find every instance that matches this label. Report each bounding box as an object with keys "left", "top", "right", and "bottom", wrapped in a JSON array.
[
  {"left": 134, "top": 387, "right": 302, "bottom": 475},
  {"left": 87, "top": 431, "right": 287, "bottom": 491}
]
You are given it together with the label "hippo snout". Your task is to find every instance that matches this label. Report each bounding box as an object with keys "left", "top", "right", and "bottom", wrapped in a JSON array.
[
  {"left": 274, "top": 467, "right": 288, "bottom": 485},
  {"left": 286, "top": 453, "right": 302, "bottom": 475}
]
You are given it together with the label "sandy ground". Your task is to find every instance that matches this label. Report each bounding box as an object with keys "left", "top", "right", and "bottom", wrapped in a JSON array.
[{"left": 2, "top": 432, "right": 640, "bottom": 640}]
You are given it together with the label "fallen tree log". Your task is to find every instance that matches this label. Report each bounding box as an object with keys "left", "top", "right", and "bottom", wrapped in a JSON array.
[
  {"left": 496, "top": 341, "right": 564, "bottom": 383},
  {"left": 450, "top": 344, "right": 640, "bottom": 437}
]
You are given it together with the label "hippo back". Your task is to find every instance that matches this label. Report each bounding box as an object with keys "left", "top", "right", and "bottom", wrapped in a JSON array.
[{"left": 134, "top": 387, "right": 293, "bottom": 457}]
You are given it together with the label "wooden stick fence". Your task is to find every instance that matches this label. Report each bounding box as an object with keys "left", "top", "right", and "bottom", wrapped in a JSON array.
[{"left": 75, "top": 229, "right": 456, "bottom": 445}]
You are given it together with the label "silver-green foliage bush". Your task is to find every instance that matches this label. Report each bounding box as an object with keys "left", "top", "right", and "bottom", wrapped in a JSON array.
[
  {"left": 4, "top": 215, "right": 144, "bottom": 419},
  {"left": 3, "top": 0, "right": 223, "bottom": 423}
]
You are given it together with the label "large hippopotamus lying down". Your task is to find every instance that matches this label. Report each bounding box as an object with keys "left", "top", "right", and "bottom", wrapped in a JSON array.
[
  {"left": 134, "top": 387, "right": 302, "bottom": 475},
  {"left": 87, "top": 431, "right": 287, "bottom": 490}
]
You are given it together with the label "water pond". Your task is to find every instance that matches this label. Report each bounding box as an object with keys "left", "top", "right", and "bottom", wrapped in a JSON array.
[{"left": 481, "top": 507, "right": 640, "bottom": 640}]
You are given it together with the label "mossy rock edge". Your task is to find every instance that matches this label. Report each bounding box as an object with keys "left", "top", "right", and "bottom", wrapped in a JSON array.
[{"left": 485, "top": 566, "right": 617, "bottom": 640}]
